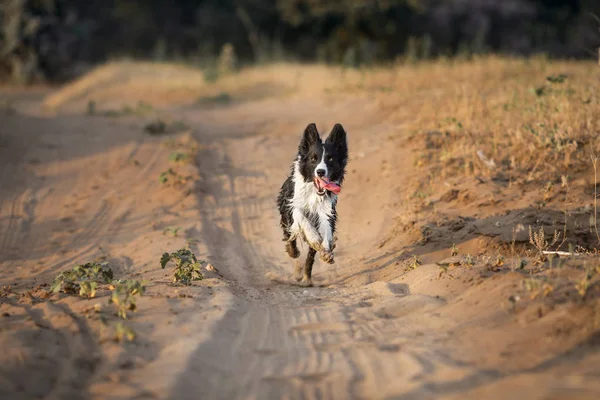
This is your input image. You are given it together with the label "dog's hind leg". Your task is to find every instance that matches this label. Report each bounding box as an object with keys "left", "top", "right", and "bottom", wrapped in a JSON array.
[{"left": 301, "top": 248, "right": 316, "bottom": 286}]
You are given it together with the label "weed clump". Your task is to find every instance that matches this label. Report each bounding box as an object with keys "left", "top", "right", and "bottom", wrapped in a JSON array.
[
  {"left": 163, "top": 226, "right": 181, "bottom": 237},
  {"left": 145, "top": 119, "right": 167, "bottom": 135},
  {"left": 159, "top": 168, "right": 176, "bottom": 184},
  {"left": 115, "top": 322, "right": 136, "bottom": 342},
  {"left": 161, "top": 248, "right": 204, "bottom": 285},
  {"left": 51, "top": 262, "right": 114, "bottom": 298},
  {"left": 406, "top": 255, "right": 422, "bottom": 271},
  {"left": 451, "top": 243, "right": 459, "bottom": 256},
  {"left": 169, "top": 151, "right": 190, "bottom": 163},
  {"left": 50, "top": 263, "right": 145, "bottom": 342},
  {"left": 529, "top": 226, "right": 560, "bottom": 264},
  {"left": 144, "top": 119, "right": 189, "bottom": 135},
  {"left": 109, "top": 280, "right": 145, "bottom": 319},
  {"left": 464, "top": 254, "right": 475, "bottom": 267}
]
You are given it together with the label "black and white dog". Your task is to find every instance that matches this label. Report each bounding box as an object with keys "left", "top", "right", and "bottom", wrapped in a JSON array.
[{"left": 277, "top": 123, "right": 348, "bottom": 285}]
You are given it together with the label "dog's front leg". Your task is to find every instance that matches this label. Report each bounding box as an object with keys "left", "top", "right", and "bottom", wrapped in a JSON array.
[
  {"left": 318, "top": 214, "right": 335, "bottom": 264},
  {"left": 291, "top": 209, "right": 323, "bottom": 251}
]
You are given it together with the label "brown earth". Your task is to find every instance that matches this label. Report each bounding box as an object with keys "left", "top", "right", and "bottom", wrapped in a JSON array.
[{"left": 1, "top": 61, "right": 600, "bottom": 400}]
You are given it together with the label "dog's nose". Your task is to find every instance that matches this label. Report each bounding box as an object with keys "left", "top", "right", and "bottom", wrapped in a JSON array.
[{"left": 316, "top": 169, "right": 326, "bottom": 177}]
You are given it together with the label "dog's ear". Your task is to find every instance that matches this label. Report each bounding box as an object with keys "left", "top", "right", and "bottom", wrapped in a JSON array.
[
  {"left": 299, "top": 123, "right": 320, "bottom": 155},
  {"left": 326, "top": 123, "right": 348, "bottom": 162}
]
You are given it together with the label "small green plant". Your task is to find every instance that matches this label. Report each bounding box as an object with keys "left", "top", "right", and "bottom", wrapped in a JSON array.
[
  {"left": 79, "top": 281, "right": 98, "bottom": 298},
  {"left": 197, "top": 92, "right": 232, "bottom": 105},
  {"left": 523, "top": 278, "right": 541, "bottom": 293},
  {"left": 159, "top": 168, "right": 176, "bottom": 184},
  {"left": 451, "top": 243, "right": 459, "bottom": 257},
  {"left": 546, "top": 74, "right": 567, "bottom": 84},
  {"left": 51, "top": 262, "right": 114, "bottom": 297},
  {"left": 145, "top": 119, "right": 189, "bottom": 135},
  {"left": 487, "top": 254, "right": 505, "bottom": 272},
  {"left": 575, "top": 276, "right": 590, "bottom": 299},
  {"left": 585, "top": 265, "right": 599, "bottom": 280},
  {"left": 114, "top": 322, "right": 136, "bottom": 342},
  {"left": 145, "top": 119, "right": 167, "bottom": 135},
  {"left": 169, "top": 151, "right": 190, "bottom": 163},
  {"left": 464, "top": 253, "right": 474, "bottom": 267},
  {"left": 163, "top": 226, "right": 181, "bottom": 237},
  {"left": 160, "top": 249, "right": 204, "bottom": 285},
  {"left": 495, "top": 254, "right": 505, "bottom": 268},
  {"left": 522, "top": 278, "right": 554, "bottom": 300},
  {"left": 444, "top": 117, "right": 463, "bottom": 129},
  {"left": 533, "top": 86, "right": 547, "bottom": 97},
  {"left": 109, "top": 280, "right": 145, "bottom": 319},
  {"left": 437, "top": 263, "right": 451, "bottom": 278},
  {"left": 406, "top": 255, "right": 422, "bottom": 271},
  {"left": 159, "top": 167, "right": 188, "bottom": 185}
]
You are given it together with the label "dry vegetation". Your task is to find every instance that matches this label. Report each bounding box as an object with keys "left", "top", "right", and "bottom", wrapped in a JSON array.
[
  {"left": 314, "top": 56, "right": 600, "bottom": 192},
  {"left": 328, "top": 57, "right": 600, "bottom": 253}
]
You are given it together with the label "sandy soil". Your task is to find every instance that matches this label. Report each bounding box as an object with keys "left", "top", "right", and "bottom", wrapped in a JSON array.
[{"left": 1, "top": 63, "right": 600, "bottom": 400}]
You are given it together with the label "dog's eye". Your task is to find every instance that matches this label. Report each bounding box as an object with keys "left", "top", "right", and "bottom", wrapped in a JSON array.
[
  {"left": 328, "top": 157, "right": 333, "bottom": 162},
  {"left": 310, "top": 155, "right": 318, "bottom": 162}
]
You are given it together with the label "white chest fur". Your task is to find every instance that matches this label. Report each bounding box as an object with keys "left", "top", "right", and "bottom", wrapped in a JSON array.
[{"left": 289, "top": 160, "right": 336, "bottom": 251}]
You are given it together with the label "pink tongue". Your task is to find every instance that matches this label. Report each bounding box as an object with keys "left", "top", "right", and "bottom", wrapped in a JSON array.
[{"left": 315, "top": 177, "right": 341, "bottom": 194}]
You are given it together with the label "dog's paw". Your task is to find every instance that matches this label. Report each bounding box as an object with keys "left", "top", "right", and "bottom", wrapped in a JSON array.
[
  {"left": 285, "top": 242, "right": 300, "bottom": 258},
  {"left": 308, "top": 241, "right": 324, "bottom": 252},
  {"left": 320, "top": 251, "right": 335, "bottom": 264},
  {"left": 300, "top": 276, "right": 313, "bottom": 287},
  {"left": 294, "top": 260, "right": 304, "bottom": 281}
]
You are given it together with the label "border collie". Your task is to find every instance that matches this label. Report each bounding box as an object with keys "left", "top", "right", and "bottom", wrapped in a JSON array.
[{"left": 277, "top": 123, "right": 348, "bottom": 286}]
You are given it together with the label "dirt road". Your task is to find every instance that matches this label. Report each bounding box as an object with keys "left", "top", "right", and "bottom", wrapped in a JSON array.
[{"left": 1, "top": 64, "right": 600, "bottom": 400}]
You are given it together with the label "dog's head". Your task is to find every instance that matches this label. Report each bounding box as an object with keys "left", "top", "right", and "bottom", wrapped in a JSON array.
[{"left": 297, "top": 123, "right": 348, "bottom": 196}]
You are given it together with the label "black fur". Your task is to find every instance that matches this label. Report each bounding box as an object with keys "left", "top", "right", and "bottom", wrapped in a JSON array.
[{"left": 277, "top": 176, "right": 295, "bottom": 241}]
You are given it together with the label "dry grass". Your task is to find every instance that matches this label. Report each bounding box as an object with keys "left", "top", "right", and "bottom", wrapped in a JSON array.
[
  {"left": 339, "top": 56, "right": 600, "bottom": 188},
  {"left": 326, "top": 56, "right": 600, "bottom": 253}
]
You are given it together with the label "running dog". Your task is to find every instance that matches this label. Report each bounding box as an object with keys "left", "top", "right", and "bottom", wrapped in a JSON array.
[{"left": 277, "top": 123, "right": 348, "bottom": 285}]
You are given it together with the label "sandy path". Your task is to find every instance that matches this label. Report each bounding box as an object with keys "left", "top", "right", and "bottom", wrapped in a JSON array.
[{"left": 1, "top": 88, "right": 600, "bottom": 400}]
